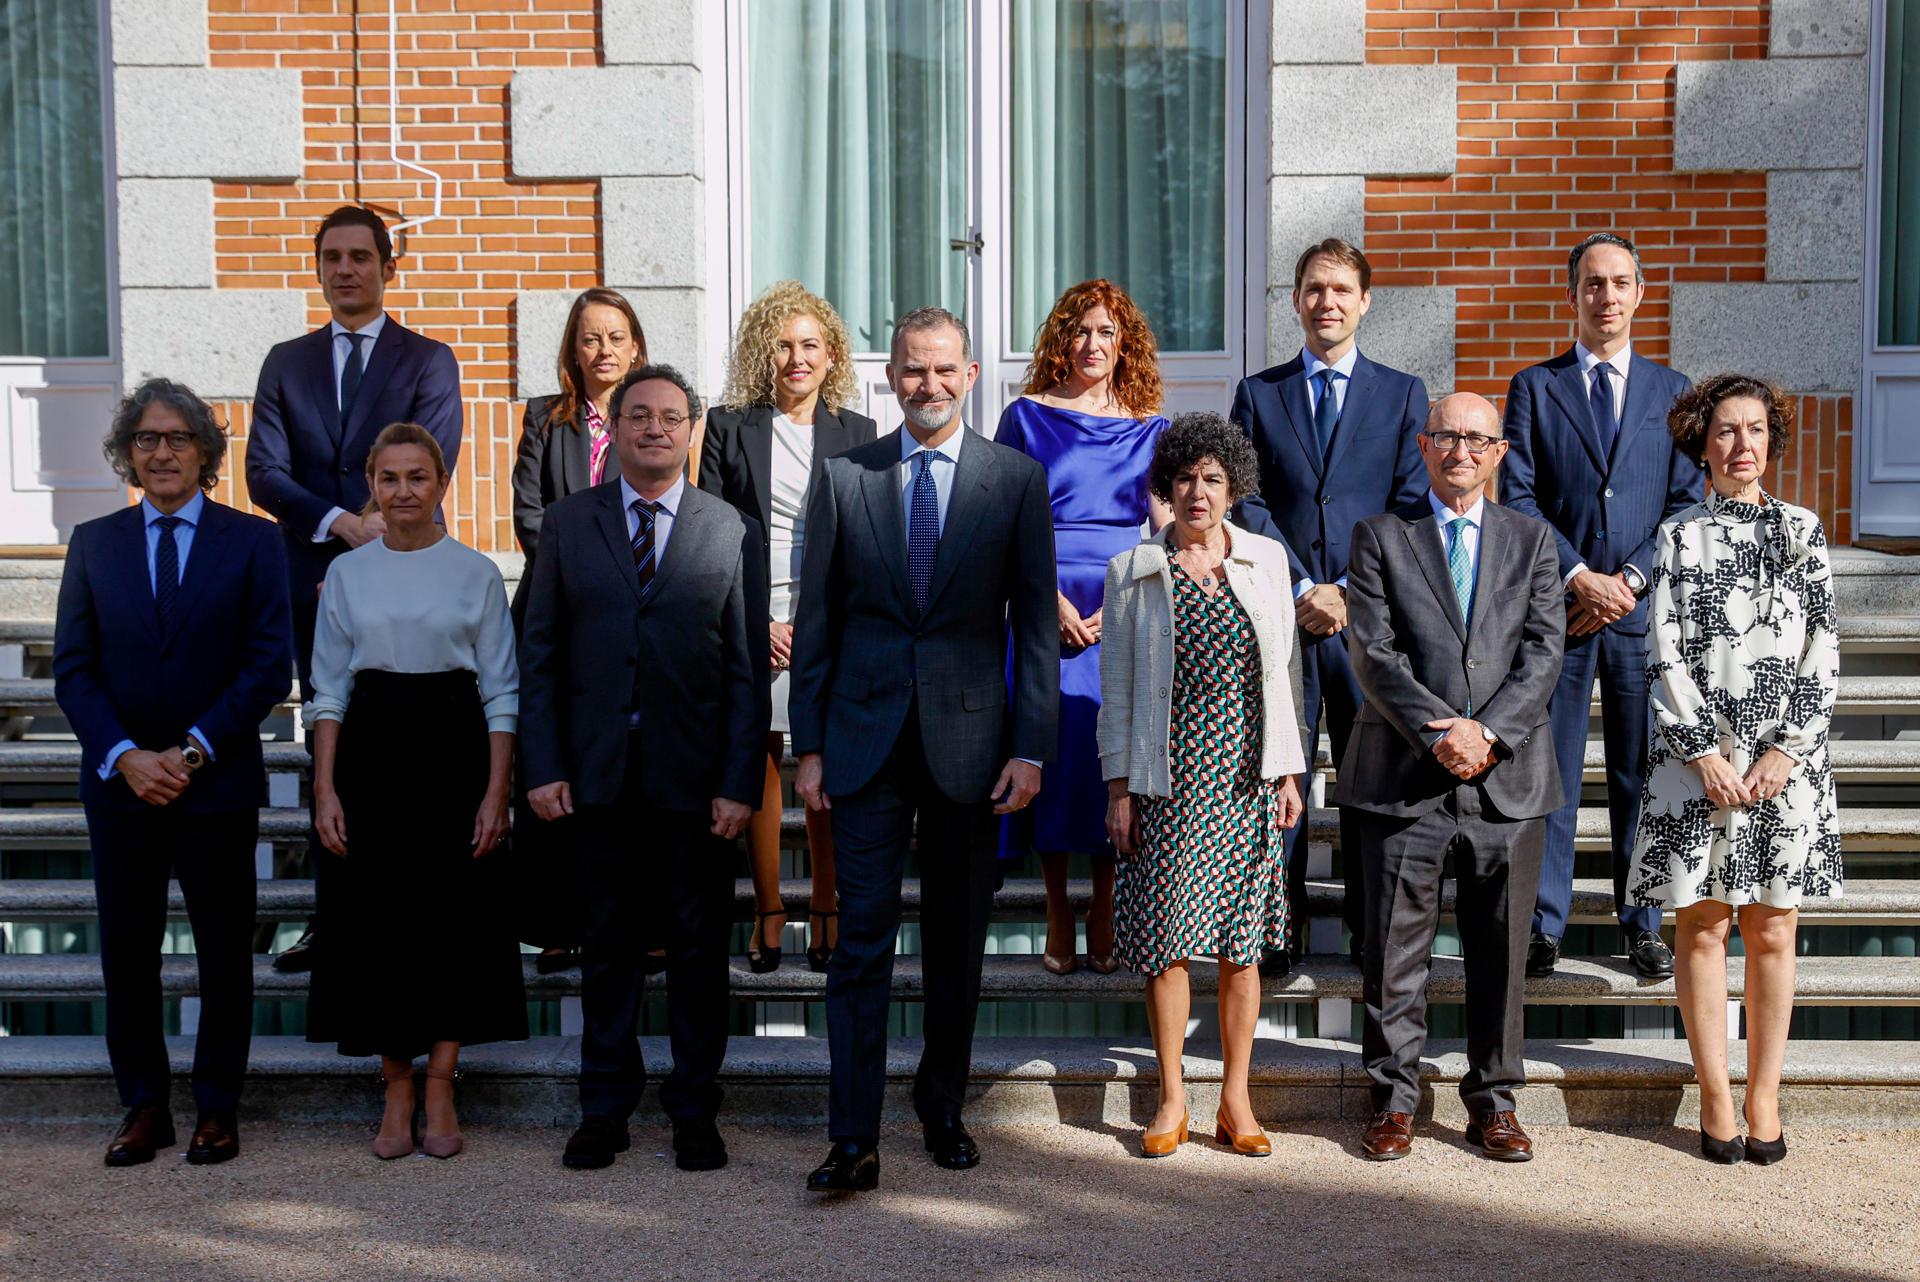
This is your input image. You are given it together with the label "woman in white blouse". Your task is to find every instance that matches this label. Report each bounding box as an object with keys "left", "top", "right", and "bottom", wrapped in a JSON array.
[
  {"left": 699, "top": 283, "right": 877, "bottom": 974},
  {"left": 1628, "top": 374, "right": 1841, "bottom": 1167},
  {"left": 305, "top": 422, "right": 527, "bottom": 1160}
]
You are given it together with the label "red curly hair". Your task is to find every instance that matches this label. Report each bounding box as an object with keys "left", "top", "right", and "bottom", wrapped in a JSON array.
[{"left": 1020, "top": 279, "right": 1163, "bottom": 416}]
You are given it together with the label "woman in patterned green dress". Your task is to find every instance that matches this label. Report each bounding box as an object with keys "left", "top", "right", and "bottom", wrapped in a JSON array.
[{"left": 1099, "top": 414, "right": 1309, "bottom": 1158}]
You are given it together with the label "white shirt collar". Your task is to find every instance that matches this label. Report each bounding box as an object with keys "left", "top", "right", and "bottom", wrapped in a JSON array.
[
  {"left": 620, "top": 472, "right": 686, "bottom": 516},
  {"left": 1573, "top": 340, "right": 1632, "bottom": 381},
  {"left": 1301, "top": 344, "right": 1360, "bottom": 382},
  {"left": 330, "top": 313, "right": 388, "bottom": 342},
  {"left": 901, "top": 424, "right": 966, "bottom": 466},
  {"left": 1428, "top": 489, "right": 1486, "bottom": 529},
  {"left": 141, "top": 490, "right": 206, "bottom": 529}
]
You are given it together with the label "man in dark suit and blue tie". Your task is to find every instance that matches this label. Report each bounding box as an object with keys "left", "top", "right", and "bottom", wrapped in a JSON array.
[
  {"left": 790, "top": 307, "right": 1058, "bottom": 1192},
  {"left": 244, "top": 206, "right": 463, "bottom": 971},
  {"left": 1500, "top": 232, "right": 1698, "bottom": 980},
  {"left": 54, "top": 379, "right": 292, "bottom": 1167},
  {"left": 1230, "top": 238, "right": 1430, "bottom": 961}
]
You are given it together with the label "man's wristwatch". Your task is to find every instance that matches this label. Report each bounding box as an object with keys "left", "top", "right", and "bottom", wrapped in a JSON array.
[
  {"left": 179, "top": 741, "right": 207, "bottom": 773},
  {"left": 1480, "top": 723, "right": 1499, "bottom": 747}
]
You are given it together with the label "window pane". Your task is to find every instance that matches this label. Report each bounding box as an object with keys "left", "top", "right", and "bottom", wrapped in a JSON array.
[
  {"left": 1010, "top": 0, "right": 1228, "bottom": 353},
  {"left": 1883, "top": 0, "right": 1920, "bottom": 346},
  {"left": 0, "top": 0, "right": 109, "bottom": 358},
  {"left": 747, "top": 0, "right": 968, "bottom": 354}
]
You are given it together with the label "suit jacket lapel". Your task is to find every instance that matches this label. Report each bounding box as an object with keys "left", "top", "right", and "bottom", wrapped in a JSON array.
[
  {"left": 160, "top": 501, "right": 228, "bottom": 648},
  {"left": 1607, "top": 353, "right": 1659, "bottom": 476},
  {"left": 1404, "top": 510, "right": 1468, "bottom": 644},
  {"left": 114, "top": 507, "right": 162, "bottom": 643},
  {"left": 645, "top": 486, "right": 709, "bottom": 609},
  {"left": 1545, "top": 353, "right": 1609, "bottom": 475},
  {"left": 813, "top": 406, "right": 854, "bottom": 473},
  {"left": 592, "top": 482, "right": 646, "bottom": 609},
  {"left": 1462, "top": 505, "right": 1510, "bottom": 652},
  {"left": 860, "top": 433, "right": 913, "bottom": 613},
  {"left": 1278, "top": 362, "right": 1323, "bottom": 478},
  {"left": 341, "top": 322, "right": 406, "bottom": 455},
  {"left": 305, "top": 328, "right": 344, "bottom": 448},
  {"left": 1321, "top": 354, "right": 1375, "bottom": 478},
  {"left": 558, "top": 406, "right": 592, "bottom": 493},
  {"left": 921, "top": 432, "right": 994, "bottom": 615},
  {"left": 742, "top": 403, "right": 774, "bottom": 534}
]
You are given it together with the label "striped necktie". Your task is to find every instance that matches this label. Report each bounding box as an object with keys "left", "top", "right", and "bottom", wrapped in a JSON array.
[
  {"left": 908, "top": 451, "right": 939, "bottom": 614},
  {"left": 1447, "top": 516, "right": 1475, "bottom": 627},
  {"left": 630, "top": 497, "right": 661, "bottom": 598},
  {"left": 154, "top": 516, "right": 183, "bottom": 632}
]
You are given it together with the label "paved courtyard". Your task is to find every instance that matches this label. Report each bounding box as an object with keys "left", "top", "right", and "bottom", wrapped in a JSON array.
[{"left": 2, "top": 1120, "right": 1916, "bottom": 1281}]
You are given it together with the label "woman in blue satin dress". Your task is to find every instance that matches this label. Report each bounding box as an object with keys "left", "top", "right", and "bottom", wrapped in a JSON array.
[{"left": 996, "top": 279, "right": 1170, "bottom": 973}]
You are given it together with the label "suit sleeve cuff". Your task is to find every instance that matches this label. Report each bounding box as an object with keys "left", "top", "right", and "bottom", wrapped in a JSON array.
[
  {"left": 99, "top": 740, "right": 136, "bottom": 781},
  {"left": 313, "top": 507, "right": 347, "bottom": 543}
]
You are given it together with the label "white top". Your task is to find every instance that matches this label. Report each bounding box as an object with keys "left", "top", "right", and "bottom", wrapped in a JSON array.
[
  {"left": 309, "top": 535, "right": 519, "bottom": 732},
  {"left": 898, "top": 422, "right": 965, "bottom": 543},
  {"left": 768, "top": 412, "right": 812, "bottom": 622},
  {"left": 620, "top": 473, "right": 685, "bottom": 561}
]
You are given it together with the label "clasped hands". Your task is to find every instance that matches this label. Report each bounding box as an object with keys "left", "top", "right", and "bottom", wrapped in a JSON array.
[
  {"left": 115, "top": 746, "right": 195, "bottom": 807},
  {"left": 1428, "top": 717, "right": 1495, "bottom": 780},
  {"left": 1689, "top": 747, "right": 1794, "bottom": 809},
  {"left": 1295, "top": 583, "right": 1347, "bottom": 636},
  {"left": 528, "top": 780, "right": 752, "bottom": 840},
  {"left": 1567, "top": 568, "right": 1636, "bottom": 636}
]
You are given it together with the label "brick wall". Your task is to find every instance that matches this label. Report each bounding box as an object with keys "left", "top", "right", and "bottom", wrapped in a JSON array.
[
  {"left": 200, "top": 0, "right": 601, "bottom": 553},
  {"left": 1361, "top": 0, "right": 1852, "bottom": 542}
]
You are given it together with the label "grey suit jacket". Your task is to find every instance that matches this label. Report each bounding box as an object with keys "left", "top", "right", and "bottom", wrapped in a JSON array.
[
  {"left": 518, "top": 478, "right": 770, "bottom": 811},
  {"left": 1334, "top": 496, "right": 1566, "bottom": 821},
  {"left": 788, "top": 428, "right": 1059, "bottom": 804}
]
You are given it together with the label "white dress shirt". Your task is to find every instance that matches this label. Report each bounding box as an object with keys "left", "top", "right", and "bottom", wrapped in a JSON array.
[
  {"left": 314, "top": 312, "right": 390, "bottom": 544},
  {"left": 1292, "top": 345, "right": 1361, "bottom": 600},
  {"left": 621, "top": 472, "right": 684, "bottom": 562},
  {"left": 1566, "top": 341, "right": 1644, "bottom": 590},
  {"left": 899, "top": 421, "right": 965, "bottom": 544},
  {"left": 99, "top": 492, "right": 213, "bottom": 780}
]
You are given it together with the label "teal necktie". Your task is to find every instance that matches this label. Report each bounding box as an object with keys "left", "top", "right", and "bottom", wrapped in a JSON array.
[{"left": 1447, "top": 517, "right": 1474, "bottom": 626}]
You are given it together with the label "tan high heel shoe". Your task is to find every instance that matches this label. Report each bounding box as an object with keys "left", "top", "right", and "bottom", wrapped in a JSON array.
[
  {"left": 1139, "top": 1111, "right": 1189, "bottom": 1158},
  {"left": 1214, "top": 1108, "right": 1271, "bottom": 1157},
  {"left": 372, "top": 1064, "right": 416, "bottom": 1160},
  {"left": 421, "top": 1067, "right": 465, "bottom": 1159}
]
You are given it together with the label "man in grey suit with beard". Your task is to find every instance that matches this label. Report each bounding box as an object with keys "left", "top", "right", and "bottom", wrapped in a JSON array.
[
  {"left": 1337, "top": 393, "right": 1565, "bottom": 1165},
  {"left": 790, "top": 307, "right": 1057, "bottom": 1193}
]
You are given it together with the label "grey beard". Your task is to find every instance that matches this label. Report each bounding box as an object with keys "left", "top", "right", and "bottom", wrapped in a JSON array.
[{"left": 902, "top": 397, "right": 961, "bottom": 433}]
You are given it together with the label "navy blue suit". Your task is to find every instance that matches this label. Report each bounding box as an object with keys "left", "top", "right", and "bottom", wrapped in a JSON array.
[
  {"left": 53, "top": 499, "right": 292, "bottom": 1114},
  {"left": 1500, "top": 347, "right": 1698, "bottom": 938},
  {"left": 1231, "top": 350, "right": 1429, "bottom": 945}
]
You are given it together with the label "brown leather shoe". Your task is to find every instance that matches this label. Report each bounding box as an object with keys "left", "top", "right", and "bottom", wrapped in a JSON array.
[
  {"left": 186, "top": 1112, "right": 239, "bottom": 1165},
  {"left": 1360, "top": 1110, "right": 1413, "bottom": 1160},
  {"left": 1466, "top": 1110, "right": 1533, "bottom": 1162},
  {"left": 104, "top": 1105, "right": 175, "bottom": 1167}
]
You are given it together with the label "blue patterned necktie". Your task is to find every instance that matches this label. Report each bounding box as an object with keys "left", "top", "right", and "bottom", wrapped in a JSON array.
[
  {"left": 339, "top": 330, "right": 368, "bottom": 417},
  {"left": 1447, "top": 516, "right": 1475, "bottom": 627},
  {"left": 1313, "top": 368, "right": 1342, "bottom": 459},
  {"left": 154, "top": 515, "right": 183, "bottom": 632},
  {"left": 908, "top": 450, "right": 940, "bottom": 614},
  {"left": 1588, "top": 362, "right": 1617, "bottom": 453},
  {"left": 630, "top": 497, "right": 660, "bottom": 598}
]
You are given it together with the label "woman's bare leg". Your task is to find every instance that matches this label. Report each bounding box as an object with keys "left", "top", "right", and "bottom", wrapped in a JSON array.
[
  {"left": 1217, "top": 960, "right": 1263, "bottom": 1134},
  {"left": 1145, "top": 962, "right": 1192, "bottom": 1134},
  {"left": 1674, "top": 901, "right": 1737, "bottom": 1141},
  {"left": 1738, "top": 903, "right": 1799, "bottom": 1142}
]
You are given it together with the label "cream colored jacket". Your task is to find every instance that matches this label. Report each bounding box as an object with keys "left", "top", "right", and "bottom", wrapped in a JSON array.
[{"left": 1097, "top": 525, "right": 1309, "bottom": 797}]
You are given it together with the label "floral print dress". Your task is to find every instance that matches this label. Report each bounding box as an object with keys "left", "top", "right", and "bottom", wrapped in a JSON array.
[
  {"left": 1114, "top": 562, "right": 1287, "bottom": 975},
  {"left": 1628, "top": 491, "right": 1843, "bottom": 909}
]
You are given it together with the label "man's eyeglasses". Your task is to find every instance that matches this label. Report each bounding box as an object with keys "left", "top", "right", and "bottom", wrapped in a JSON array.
[
  {"left": 1425, "top": 430, "right": 1502, "bottom": 455},
  {"left": 132, "top": 431, "right": 197, "bottom": 452},
  {"left": 617, "top": 410, "right": 690, "bottom": 431}
]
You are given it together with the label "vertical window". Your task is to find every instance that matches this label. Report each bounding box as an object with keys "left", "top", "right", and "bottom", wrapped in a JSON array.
[
  {"left": 0, "top": 0, "right": 109, "bottom": 358},
  {"left": 747, "top": 0, "right": 969, "bottom": 353},
  {"left": 1008, "top": 0, "right": 1228, "bottom": 352}
]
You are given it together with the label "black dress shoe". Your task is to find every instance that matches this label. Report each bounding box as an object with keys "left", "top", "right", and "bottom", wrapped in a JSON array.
[
  {"left": 1257, "top": 948, "right": 1292, "bottom": 978},
  {"left": 562, "top": 1116, "right": 631, "bottom": 1170},
  {"left": 272, "top": 928, "right": 317, "bottom": 974},
  {"left": 922, "top": 1115, "right": 980, "bottom": 1170},
  {"left": 671, "top": 1118, "right": 728, "bottom": 1172},
  {"left": 1626, "top": 929, "right": 1675, "bottom": 979},
  {"left": 1699, "top": 1128, "right": 1746, "bottom": 1164},
  {"left": 186, "top": 1112, "right": 239, "bottom": 1165},
  {"left": 807, "top": 1140, "right": 879, "bottom": 1192},
  {"left": 1525, "top": 932, "right": 1560, "bottom": 979},
  {"left": 104, "top": 1105, "right": 174, "bottom": 1167},
  {"left": 1745, "top": 1131, "right": 1788, "bottom": 1165}
]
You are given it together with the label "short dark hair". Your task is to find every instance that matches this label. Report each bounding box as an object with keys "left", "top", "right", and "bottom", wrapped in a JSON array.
[
  {"left": 104, "top": 378, "right": 227, "bottom": 493},
  {"left": 612, "top": 363, "right": 704, "bottom": 423},
  {"left": 890, "top": 305, "right": 973, "bottom": 364},
  {"left": 314, "top": 205, "right": 394, "bottom": 264},
  {"left": 1667, "top": 373, "right": 1794, "bottom": 473},
  {"left": 1147, "top": 411, "right": 1261, "bottom": 504},
  {"left": 1294, "top": 237, "right": 1371, "bottom": 292},
  {"left": 1567, "top": 232, "right": 1643, "bottom": 290}
]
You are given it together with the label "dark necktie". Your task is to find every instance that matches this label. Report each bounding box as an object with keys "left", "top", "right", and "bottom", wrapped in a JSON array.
[
  {"left": 339, "top": 331, "right": 368, "bottom": 418},
  {"left": 1588, "top": 362, "right": 1617, "bottom": 453},
  {"left": 1313, "top": 369, "right": 1342, "bottom": 459},
  {"left": 630, "top": 497, "right": 660, "bottom": 598},
  {"left": 908, "top": 451, "right": 940, "bottom": 614},
  {"left": 154, "top": 516, "right": 183, "bottom": 632}
]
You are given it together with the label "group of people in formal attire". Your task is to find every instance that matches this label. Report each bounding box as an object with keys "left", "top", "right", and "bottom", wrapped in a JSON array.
[{"left": 52, "top": 205, "right": 1840, "bottom": 1182}]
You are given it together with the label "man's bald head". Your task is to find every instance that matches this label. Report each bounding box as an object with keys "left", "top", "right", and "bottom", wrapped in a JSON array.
[
  {"left": 1425, "top": 392, "right": 1501, "bottom": 438},
  {"left": 1419, "top": 392, "right": 1508, "bottom": 507}
]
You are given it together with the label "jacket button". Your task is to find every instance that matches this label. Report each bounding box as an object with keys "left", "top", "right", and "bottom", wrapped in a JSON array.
[
  {"left": 1161, "top": 626, "right": 1170, "bottom": 636},
  {"left": 1158, "top": 687, "right": 1167, "bottom": 698},
  {"left": 1467, "top": 659, "right": 1479, "bottom": 669},
  {"left": 1604, "top": 487, "right": 1614, "bottom": 498},
  {"left": 340, "top": 466, "right": 351, "bottom": 475},
  {"left": 1321, "top": 496, "right": 1331, "bottom": 505},
  {"left": 1312, "top": 540, "right": 1323, "bottom": 550}
]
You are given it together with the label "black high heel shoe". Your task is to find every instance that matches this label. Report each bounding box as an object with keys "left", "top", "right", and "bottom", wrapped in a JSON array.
[
  {"left": 1744, "top": 1105, "right": 1788, "bottom": 1165},
  {"left": 807, "top": 910, "right": 837, "bottom": 973},
  {"left": 747, "top": 908, "right": 784, "bottom": 974},
  {"left": 1698, "top": 1129, "right": 1746, "bottom": 1164}
]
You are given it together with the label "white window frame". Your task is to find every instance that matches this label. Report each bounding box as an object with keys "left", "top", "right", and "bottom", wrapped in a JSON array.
[{"left": 1858, "top": 0, "right": 1920, "bottom": 538}]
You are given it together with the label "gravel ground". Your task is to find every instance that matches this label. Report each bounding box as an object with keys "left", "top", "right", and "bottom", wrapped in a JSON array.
[{"left": 2, "top": 1120, "right": 1915, "bottom": 1282}]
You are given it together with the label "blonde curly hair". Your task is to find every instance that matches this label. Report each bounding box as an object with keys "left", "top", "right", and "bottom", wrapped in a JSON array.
[{"left": 720, "top": 281, "right": 859, "bottom": 411}]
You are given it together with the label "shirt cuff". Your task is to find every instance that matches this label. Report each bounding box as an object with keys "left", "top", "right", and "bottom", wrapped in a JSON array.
[
  {"left": 99, "top": 739, "right": 136, "bottom": 781},
  {"left": 1293, "top": 577, "right": 1314, "bottom": 600},
  {"left": 1015, "top": 757, "right": 1043, "bottom": 769},
  {"left": 188, "top": 726, "right": 214, "bottom": 760},
  {"left": 1334, "top": 575, "right": 1348, "bottom": 592},
  {"left": 1563, "top": 562, "right": 1588, "bottom": 585},
  {"left": 313, "top": 506, "right": 348, "bottom": 543}
]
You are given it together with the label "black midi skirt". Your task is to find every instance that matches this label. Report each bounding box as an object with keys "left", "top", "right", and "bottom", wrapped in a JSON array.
[{"left": 307, "top": 668, "right": 528, "bottom": 1059}]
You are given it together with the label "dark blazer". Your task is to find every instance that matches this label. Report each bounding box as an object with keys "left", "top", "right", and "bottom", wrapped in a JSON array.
[
  {"left": 1335, "top": 497, "right": 1566, "bottom": 822},
  {"left": 53, "top": 500, "right": 293, "bottom": 814},
  {"left": 245, "top": 319, "right": 463, "bottom": 603},
  {"left": 697, "top": 402, "right": 879, "bottom": 558},
  {"left": 788, "top": 429, "right": 1058, "bottom": 804},
  {"left": 1230, "top": 350, "right": 1430, "bottom": 587},
  {"left": 518, "top": 479, "right": 770, "bottom": 812},
  {"left": 510, "top": 394, "right": 593, "bottom": 567},
  {"left": 1499, "top": 347, "right": 1697, "bottom": 632}
]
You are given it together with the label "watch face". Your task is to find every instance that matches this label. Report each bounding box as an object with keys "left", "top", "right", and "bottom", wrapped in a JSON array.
[{"left": 182, "top": 746, "right": 205, "bottom": 768}]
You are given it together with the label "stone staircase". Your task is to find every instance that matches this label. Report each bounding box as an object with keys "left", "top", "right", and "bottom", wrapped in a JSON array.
[{"left": 2, "top": 549, "right": 1917, "bottom": 1129}]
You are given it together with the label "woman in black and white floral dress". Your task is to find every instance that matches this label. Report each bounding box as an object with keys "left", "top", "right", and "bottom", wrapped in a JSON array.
[{"left": 1628, "top": 374, "right": 1840, "bottom": 1168}]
